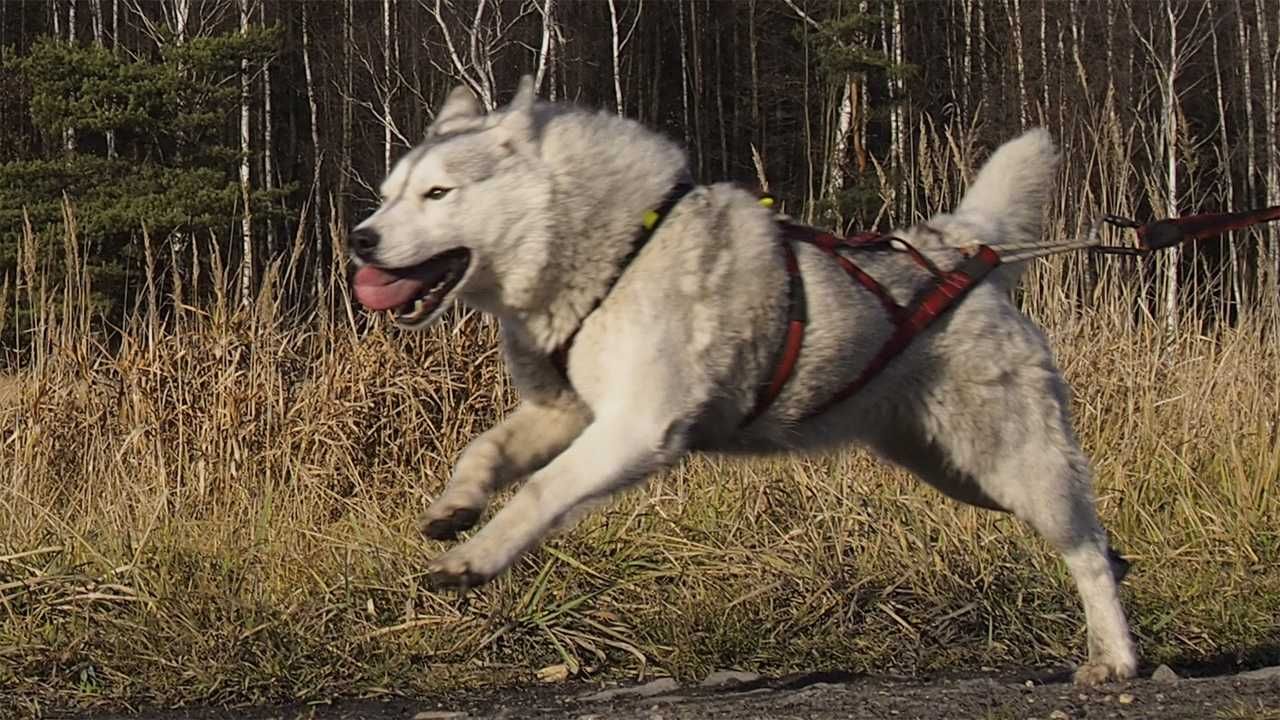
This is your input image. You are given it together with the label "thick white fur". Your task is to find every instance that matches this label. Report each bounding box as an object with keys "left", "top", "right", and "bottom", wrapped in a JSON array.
[{"left": 352, "top": 76, "right": 1137, "bottom": 685}]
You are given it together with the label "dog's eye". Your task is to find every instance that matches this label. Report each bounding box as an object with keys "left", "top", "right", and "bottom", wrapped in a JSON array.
[{"left": 423, "top": 187, "right": 453, "bottom": 201}]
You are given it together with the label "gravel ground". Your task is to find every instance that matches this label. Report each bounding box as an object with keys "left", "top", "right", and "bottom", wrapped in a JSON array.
[{"left": 72, "top": 665, "right": 1280, "bottom": 720}]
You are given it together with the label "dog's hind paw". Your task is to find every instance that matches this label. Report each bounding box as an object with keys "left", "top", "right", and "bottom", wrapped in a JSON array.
[
  {"left": 1073, "top": 660, "right": 1137, "bottom": 686},
  {"left": 420, "top": 505, "right": 481, "bottom": 541}
]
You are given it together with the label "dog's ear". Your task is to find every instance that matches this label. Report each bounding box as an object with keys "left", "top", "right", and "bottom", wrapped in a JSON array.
[
  {"left": 496, "top": 75, "right": 538, "bottom": 143},
  {"left": 429, "top": 84, "right": 481, "bottom": 137}
]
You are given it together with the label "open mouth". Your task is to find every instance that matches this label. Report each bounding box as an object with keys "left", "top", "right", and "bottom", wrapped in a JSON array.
[{"left": 352, "top": 248, "right": 472, "bottom": 326}]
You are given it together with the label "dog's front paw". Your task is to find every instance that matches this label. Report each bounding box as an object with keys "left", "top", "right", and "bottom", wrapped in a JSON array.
[
  {"left": 1073, "top": 659, "right": 1137, "bottom": 686},
  {"left": 426, "top": 548, "right": 496, "bottom": 591},
  {"left": 419, "top": 504, "right": 482, "bottom": 540}
]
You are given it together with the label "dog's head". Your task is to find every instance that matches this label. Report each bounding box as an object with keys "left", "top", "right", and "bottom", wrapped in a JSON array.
[{"left": 349, "top": 75, "right": 551, "bottom": 329}]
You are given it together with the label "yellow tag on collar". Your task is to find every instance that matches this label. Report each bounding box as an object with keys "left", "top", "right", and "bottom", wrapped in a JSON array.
[
  {"left": 758, "top": 194, "right": 775, "bottom": 208},
  {"left": 642, "top": 210, "right": 660, "bottom": 230}
]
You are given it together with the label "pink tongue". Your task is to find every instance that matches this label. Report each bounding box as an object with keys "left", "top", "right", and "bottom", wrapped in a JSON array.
[{"left": 352, "top": 265, "right": 428, "bottom": 311}]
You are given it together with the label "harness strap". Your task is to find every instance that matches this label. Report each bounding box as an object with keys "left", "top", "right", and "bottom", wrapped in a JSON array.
[
  {"left": 833, "top": 254, "right": 905, "bottom": 321},
  {"left": 1139, "top": 204, "right": 1280, "bottom": 249},
  {"left": 550, "top": 181, "right": 695, "bottom": 380},
  {"left": 742, "top": 241, "right": 806, "bottom": 426},
  {"left": 806, "top": 245, "right": 1002, "bottom": 419}
]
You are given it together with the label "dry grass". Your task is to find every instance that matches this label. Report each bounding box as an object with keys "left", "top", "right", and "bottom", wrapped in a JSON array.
[{"left": 2, "top": 151, "right": 1279, "bottom": 717}]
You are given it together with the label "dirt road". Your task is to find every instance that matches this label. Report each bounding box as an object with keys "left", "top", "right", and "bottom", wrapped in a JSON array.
[{"left": 77, "top": 666, "right": 1280, "bottom": 720}]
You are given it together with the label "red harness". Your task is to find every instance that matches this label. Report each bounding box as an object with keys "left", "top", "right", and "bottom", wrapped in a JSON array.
[
  {"left": 549, "top": 185, "right": 1003, "bottom": 425},
  {"left": 741, "top": 219, "right": 1001, "bottom": 425}
]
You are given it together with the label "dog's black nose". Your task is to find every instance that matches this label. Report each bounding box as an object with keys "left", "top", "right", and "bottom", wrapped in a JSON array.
[{"left": 350, "top": 227, "right": 380, "bottom": 258}]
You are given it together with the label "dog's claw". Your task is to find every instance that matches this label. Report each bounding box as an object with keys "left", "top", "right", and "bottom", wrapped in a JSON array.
[{"left": 420, "top": 506, "right": 481, "bottom": 540}]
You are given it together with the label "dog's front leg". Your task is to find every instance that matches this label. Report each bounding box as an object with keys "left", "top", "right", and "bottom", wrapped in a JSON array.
[
  {"left": 426, "top": 410, "right": 686, "bottom": 590},
  {"left": 421, "top": 399, "right": 590, "bottom": 540}
]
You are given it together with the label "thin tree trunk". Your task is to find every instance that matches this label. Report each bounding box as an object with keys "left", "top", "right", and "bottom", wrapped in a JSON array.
[
  {"left": 1039, "top": 0, "right": 1049, "bottom": 123},
  {"left": 63, "top": 0, "right": 76, "bottom": 153},
  {"left": 91, "top": 0, "right": 116, "bottom": 159},
  {"left": 826, "top": 78, "right": 854, "bottom": 204},
  {"left": 608, "top": 0, "right": 624, "bottom": 115},
  {"left": 1007, "top": 0, "right": 1027, "bottom": 128},
  {"left": 1255, "top": 0, "right": 1279, "bottom": 299},
  {"left": 1104, "top": 0, "right": 1115, "bottom": 98},
  {"left": 261, "top": 0, "right": 275, "bottom": 259},
  {"left": 89, "top": 0, "right": 100, "bottom": 44},
  {"left": 962, "top": 0, "right": 973, "bottom": 110},
  {"left": 340, "top": 0, "right": 353, "bottom": 230},
  {"left": 688, "top": 0, "right": 704, "bottom": 177},
  {"left": 1210, "top": 18, "right": 1243, "bottom": 313},
  {"left": 890, "top": 0, "right": 905, "bottom": 216},
  {"left": 1068, "top": 0, "right": 1089, "bottom": 104},
  {"left": 301, "top": 0, "right": 325, "bottom": 302},
  {"left": 1055, "top": 13, "right": 1066, "bottom": 134},
  {"left": 383, "top": 0, "right": 393, "bottom": 174},
  {"left": 1234, "top": 0, "right": 1256, "bottom": 214},
  {"left": 714, "top": 1, "right": 727, "bottom": 177},
  {"left": 678, "top": 0, "right": 691, "bottom": 150},
  {"left": 975, "top": 0, "right": 986, "bottom": 97},
  {"left": 239, "top": 0, "right": 254, "bottom": 304},
  {"left": 748, "top": 0, "right": 762, "bottom": 165},
  {"left": 1161, "top": 0, "right": 1180, "bottom": 332},
  {"left": 534, "top": 0, "right": 555, "bottom": 94}
]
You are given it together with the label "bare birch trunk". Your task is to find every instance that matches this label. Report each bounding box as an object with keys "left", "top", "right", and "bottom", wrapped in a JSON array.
[
  {"left": 301, "top": 1, "right": 325, "bottom": 300},
  {"left": 63, "top": 0, "right": 76, "bottom": 154},
  {"left": 748, "top": 0, "right": 762, "bottom": 164},
  {"left": 261, "top": 0, "right": 275, "bottom": 259},
  {"left": 383, "top": 0, "right": 393, "bottom": 174},
  {"left": 1210, "top": 21, "right": 1242, "bottom": 312},
  {"left": 608, "top": 0, "right": 624, "bottom": 115},
  {"left": 1256, "top": 0, "right": 1279, "bottom": 299},
  {"left": 890, "top": 0, "right": 905, "bottom": 216},
  {"left": 1234, "top": 0, "right": 1256, "bottom": 211},
  {"left": 688, "top": 0, "right": 704, "bottom": 177},
  {"left": 1039, "top": 0, "right": 1049, "bottom": 123},
  {"left": 339, "top": 0, "right": 353, "bottom": 229},
  {"left": 962, "top": 0, "right": 973, "bottom": 109},
  {"left": 91, "top": 0, "right": 117, "bottom": 159},
  {"left": 534, "top": 0, "right": 556, "bottom": 94},
  {"left": 239, "top": 0, "right": 254, "bottom": 304},
  {"left": 1007, "top": 0, "right": 1027, "bottom": 128},
  {"left": 827, "top": 78, "right": 855, "bottom": 202},
  {"left": 1161, "top": 1, "right": 1180, "bottom": 332},
  {"left": 1068, "top": 0, "right": 1089, "bottom": 101},
  {"left": 678, "top": 0, "right": 691, "bottom": 149}
]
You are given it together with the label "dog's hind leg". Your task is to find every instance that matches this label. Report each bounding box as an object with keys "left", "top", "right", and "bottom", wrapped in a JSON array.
[
  {"left": 921, "top": 384, "right": 1141, "bottom": 681},
  {"left": 421, "top": 399, "right": 590, "bottom": 540},
  {"left": 978, "top": 442, "right": 1137, "bottom": 685},
  {"left": 865, "top": 418, "right": 1007, "bottom": 512},
  {"left": 889, "top": 368, "right": 1138, "bottom": 685}
]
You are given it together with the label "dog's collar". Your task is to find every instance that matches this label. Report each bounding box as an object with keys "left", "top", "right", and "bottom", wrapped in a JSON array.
[{"left": 549, "top": 181, "right": 695, "bottom": 379}]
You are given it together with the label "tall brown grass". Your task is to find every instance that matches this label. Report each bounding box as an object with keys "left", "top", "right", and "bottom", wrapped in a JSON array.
[{"left": 1, "top": 120, "right": 1278, "bottom": 716}]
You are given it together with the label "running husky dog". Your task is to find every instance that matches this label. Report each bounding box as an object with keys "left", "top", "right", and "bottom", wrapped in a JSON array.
[{"left": 349, "top": 76, "right": 1137, "bottom": 684}]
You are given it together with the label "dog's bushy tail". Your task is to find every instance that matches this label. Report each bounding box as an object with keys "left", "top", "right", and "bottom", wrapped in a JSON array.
[{"left": 951, "top": 127, "right": 1060, "bottom": 292}]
